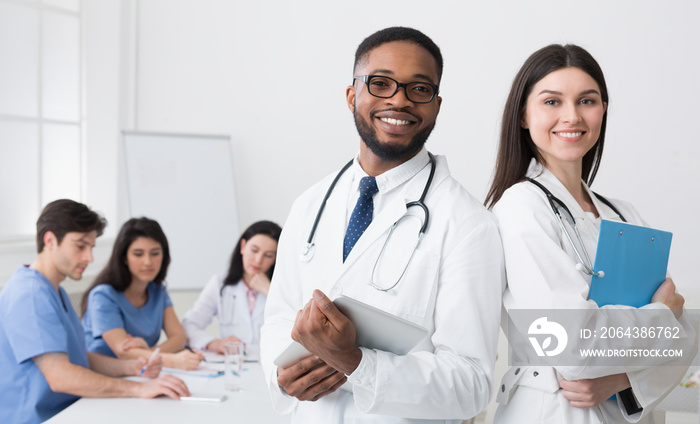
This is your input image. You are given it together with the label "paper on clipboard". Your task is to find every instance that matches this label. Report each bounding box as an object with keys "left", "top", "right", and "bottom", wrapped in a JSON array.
[{"left": 588, "top": 220, "right": 672, "bottom": 307}]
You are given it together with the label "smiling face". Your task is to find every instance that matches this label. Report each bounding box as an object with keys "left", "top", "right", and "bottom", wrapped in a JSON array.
[
  {"left": 125, "top": 237, "right": 163, "bottom": 286},
  {"left": 347, "top": 41, "right": 442, "bottom": 168},
  {"left": 240, "top": 234, "right": 278, "bottom": 281},
  {"left": 522, "top": 67, "right": 607, "bottom": 171},
  {"left": 52, "top": 231, "right": 97, "bottom": 281}
]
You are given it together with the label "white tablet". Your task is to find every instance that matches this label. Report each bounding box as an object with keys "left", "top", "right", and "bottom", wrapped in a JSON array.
[{"left": 273, "top": 295, "right": 428, "bottom": 368}]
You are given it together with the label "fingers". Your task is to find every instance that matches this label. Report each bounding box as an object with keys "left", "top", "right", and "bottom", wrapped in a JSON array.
[
  {"left": 135, "top": 356, "right": 147, "bottom": 369},
  {"left": 142, "top": 375, "right": 190, "bottom": 400},
  {"left": 223, "top": 335, "right": 242, "bottom": 343},
  {"left": 310, "top": 372, "right": 347, "bottom": 401},
  {"left": 279, "top": 354, "right": 323, "bottom": 381},
  {"left": 187, "top": 351, "right": 204, "bottom": 369},
  {"left": 651, "top": 278, "right": 685, "bottom": 317},
  {"left": 161, "top": 374, "right": 190, "bottom": 398},
  {"left": 291, "top": 301, "right": 313, "bottom": 342},
  {"left": 249, "top": 273, "right": 270, "bottom": 288},
  {"left": 560, "top": 375, "right": 630, "bottom": 409},
  {"left": 312, "top": 290, "right": 345, "bottom": 328},
  {"left": 121, "top": 336, "right": 148, "bottom": 351},
  {"left": 294, "top": 291, "right": 345, "bottom": 336},
  {"left": 176, "top": 350, "right": 203, "bottom": 370},
  {"left": 144, "top": 354, "right": 163, "bottom": 377},
  {"left": 664, "top": 278, "right": 675, "bottom": 291},
  {"left": 121, "top": 337, "right": 135, "bottom": 351},
  {"left": 207, "top": 339, "right": 227, "bottom": 354},
  {"left": 277, "top": 356, "right": 346, "bottom": 402},
  {"left": 560, "top": 379, "right": 595, "bottom": 407}
]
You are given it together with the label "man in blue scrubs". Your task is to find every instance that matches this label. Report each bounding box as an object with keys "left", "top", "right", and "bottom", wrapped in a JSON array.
[{"left": 0, "top": 199, "right": 189, "bottom": 424}]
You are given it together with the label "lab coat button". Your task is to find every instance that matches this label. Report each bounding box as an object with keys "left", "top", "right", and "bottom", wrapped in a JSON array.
[
  {"left": 514, "top": 368, "right": 520, "bottom": 375},
  {"left": 330, "top": 286, "right": 342, "bottom": 297},
  {"left": 533, "top": 371, "right": 539, "bottom": 377},
  {"left": 501, "top": 384, "right": 505, "bottom": 392}
]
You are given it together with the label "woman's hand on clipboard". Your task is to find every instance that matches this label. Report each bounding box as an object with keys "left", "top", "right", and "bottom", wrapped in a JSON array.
[{"left": 651, "top": 278, "right": 684, "bottom": 319}]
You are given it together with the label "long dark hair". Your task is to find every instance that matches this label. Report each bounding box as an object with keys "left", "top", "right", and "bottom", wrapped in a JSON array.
[
  {"left": 222, "top": 220, "right": 282, "bottom": 292},
  {"left": 81, "top": 217, "right": 171, "bottom": 316},
  {"left": 485, "top": 44, "right": 609, "bottom": 209}
]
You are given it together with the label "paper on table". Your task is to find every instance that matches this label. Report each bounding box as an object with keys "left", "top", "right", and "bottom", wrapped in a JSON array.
[{"left": 163, "top": 364, "right": 224, "bottom": 377}]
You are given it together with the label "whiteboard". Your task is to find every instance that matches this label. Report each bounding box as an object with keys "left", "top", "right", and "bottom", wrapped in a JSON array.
[{"left": 123, "top": 131, "right": 240, "bottom": 290}]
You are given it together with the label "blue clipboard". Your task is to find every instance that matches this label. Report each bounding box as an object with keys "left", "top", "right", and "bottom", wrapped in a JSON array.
[{"left": 588, "top": 220, "right": 672, "bottom": 307}]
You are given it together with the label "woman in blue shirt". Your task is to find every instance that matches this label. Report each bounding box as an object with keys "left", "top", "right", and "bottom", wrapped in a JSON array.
[{"left": 81, "top": 217, "right": 204, "bottom": 370}]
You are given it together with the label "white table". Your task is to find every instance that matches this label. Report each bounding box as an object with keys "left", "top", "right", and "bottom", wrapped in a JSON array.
[{"left": 45, "top": 362, "right": 291, "bottom": 423}]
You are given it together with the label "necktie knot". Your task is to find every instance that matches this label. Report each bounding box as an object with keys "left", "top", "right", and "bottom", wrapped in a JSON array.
[{"left": 359, "top": 176, "right": 378, "bottom": 198}]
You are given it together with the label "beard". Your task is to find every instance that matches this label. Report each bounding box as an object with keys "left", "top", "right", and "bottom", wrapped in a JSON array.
[{"left": 353, "top": 108, "right": 435, "bottom": 162}]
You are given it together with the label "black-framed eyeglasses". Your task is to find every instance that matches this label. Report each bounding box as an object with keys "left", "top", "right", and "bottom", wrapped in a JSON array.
[{"left": 353, "top": 75, "right": 439, "bottom": 104}]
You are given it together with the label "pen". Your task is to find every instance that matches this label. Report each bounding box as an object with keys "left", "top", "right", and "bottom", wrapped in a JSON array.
[
  {"left": 138, "top": 347, "right": 160, "bottom": 376},
  {"left": 183, "top": 344, "right": 206, "bottom": 362}
]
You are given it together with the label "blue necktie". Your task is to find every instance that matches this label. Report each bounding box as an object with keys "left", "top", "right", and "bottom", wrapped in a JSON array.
[{"left": 343, "top": 176, "right": 378, "bottom": 262}]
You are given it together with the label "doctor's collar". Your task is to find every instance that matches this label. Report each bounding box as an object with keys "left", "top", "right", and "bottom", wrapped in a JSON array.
[{"left": 351, "top": 148, "right": 431, "bottom": 194}]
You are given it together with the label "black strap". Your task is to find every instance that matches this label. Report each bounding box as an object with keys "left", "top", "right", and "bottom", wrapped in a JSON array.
[
  {"left": 306, "top": 159, "right": 354, "bottom": 246},
  {"left": 527, "top": 179, "right": 626, "bottom": 222},
  {"left": 619, "top": 387, "right": 643, "bottom": 415},
  {"left": 592, "top": 192, "right": 626, "bottom": 222}
]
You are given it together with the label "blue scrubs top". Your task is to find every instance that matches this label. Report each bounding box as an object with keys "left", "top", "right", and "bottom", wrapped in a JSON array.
[
  {"left": 0, "top": 266, "right": 89, "bottom": 424},
  {"left": 82, "top": 282, "right": 173, "bottom": 356}
]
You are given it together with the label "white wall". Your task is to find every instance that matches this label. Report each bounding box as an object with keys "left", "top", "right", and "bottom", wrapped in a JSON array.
[
  {"left": 3, "top": 0, "right": 699, "bottom": 306},
  {"left": 126, "top": 0, "right": 700, "bottom": 305}
]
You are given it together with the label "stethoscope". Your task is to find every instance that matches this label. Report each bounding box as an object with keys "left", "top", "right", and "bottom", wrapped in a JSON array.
[
  {"left": 528, "top": 178, "right": 626, "bottom": 278},
  {"left": 300, "top": 152, "right": 436, "bottom": 292}
]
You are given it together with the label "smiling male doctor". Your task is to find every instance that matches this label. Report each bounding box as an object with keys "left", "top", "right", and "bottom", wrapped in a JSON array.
[{"left": 260, "top": 27, "right": 505, "bottom": 423}]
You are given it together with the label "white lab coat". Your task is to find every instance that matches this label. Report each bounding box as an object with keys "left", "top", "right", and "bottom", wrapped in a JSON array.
[
  {"left": 492, "top": 160, "right": 697, "bottom": 424},
  {"left": 260, "top": 150, "right": 505, "bottom": 424},
  {"left": 182, "top": 275, "right": 266, "bottom": 351}
]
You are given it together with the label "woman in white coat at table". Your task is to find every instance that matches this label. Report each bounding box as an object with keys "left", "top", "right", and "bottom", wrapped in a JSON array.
[
  {"left": 182, "top": 220, "right": 281, "bottom": 356},
  {"left": 485, "top": 44, "right": 696, "bottom": 423}
]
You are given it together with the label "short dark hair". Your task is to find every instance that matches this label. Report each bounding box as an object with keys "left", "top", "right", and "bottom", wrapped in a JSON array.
[
  {"left": 485, "top": 44, "right": 609, "bottom": 208},
  {"left": 81, "top": 217, "right": 171, "bottom": 316},
  {"left": 36, "top": 199, "right": 107, "bottom": 253},
  {"left": 222, "top": 220, "right": 282, "bottom": 292},
  {"left": 354, "top": 26, "right": 443, "bottom": 83}
]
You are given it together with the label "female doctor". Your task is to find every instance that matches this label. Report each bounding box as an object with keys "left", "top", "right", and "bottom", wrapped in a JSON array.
[
  {"left": 81, "top": 217, "right": 204, "bottom": 370},
  {"left": 182, "top": 221, "right": 281, "bottom": 355},
  {"left": 485, "top": 44, "right": 696, "bottom": 423}
]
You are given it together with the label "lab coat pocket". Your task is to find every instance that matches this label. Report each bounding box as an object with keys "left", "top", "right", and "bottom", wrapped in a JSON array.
[
  {"left": 219, "top": 291, "right": 236, "bottom": 326},
  {"left": 496, "top": 385, "right": 561, "bottom": 424}
]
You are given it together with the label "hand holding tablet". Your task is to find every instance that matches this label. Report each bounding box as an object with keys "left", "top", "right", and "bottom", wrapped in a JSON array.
[{"left": 274, "top": 294, "right": 428, "bottom": 368}]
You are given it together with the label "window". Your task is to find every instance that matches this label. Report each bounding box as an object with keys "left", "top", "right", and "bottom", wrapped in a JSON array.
[{"left": 0, "top": 0, "right": 82, "bottom": 240}]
